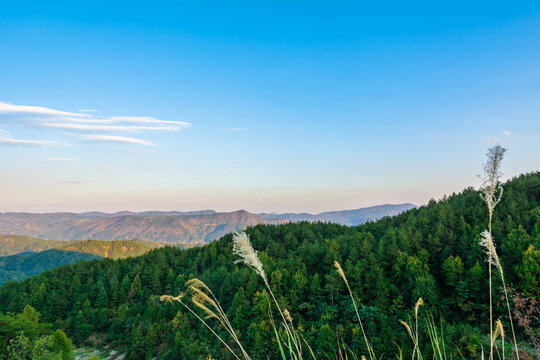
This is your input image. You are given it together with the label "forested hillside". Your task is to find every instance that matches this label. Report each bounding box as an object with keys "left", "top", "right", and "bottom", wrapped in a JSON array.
[
  {"left": 0, "top": 250, "right": 98, "bottom": 285},
  {"left": 0, "top": 235, "right": 66, "bottom": 256},
  {"left": 55, "top": 239, "right": 163, "bottom": 259},
  {"left": 0, "top": 239, "right": 163, "bottom": 285},
  {"left": 0, "top": 173, "right": 538, "bottom": 359}
]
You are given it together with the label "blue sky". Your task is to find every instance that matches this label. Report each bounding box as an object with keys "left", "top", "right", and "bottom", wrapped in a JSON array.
[{"left": 1, "top": 1, "right": 539, "bottom": 213}]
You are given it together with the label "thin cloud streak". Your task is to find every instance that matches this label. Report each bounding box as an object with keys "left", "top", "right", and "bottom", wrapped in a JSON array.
[
  {"left": 81, "top": 135, "right": 155, "bottom": 146},
  {"left": 0, "top": 102, "right": 90, "bottom": 117},
  {"left": 110, "top": 116, "right": 191, "bottom": 127},
  {"left": 41, "top": 122, "right": 179, "bottom": 132},
  {"left": 0, "top": 129, "right": 57, "bottom": 147},
  {"left": 0, "top": 102, "right": 192, "bottom": 147}
]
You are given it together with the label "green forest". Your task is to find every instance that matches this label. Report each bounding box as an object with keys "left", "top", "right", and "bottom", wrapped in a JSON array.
[
  {"left": 0, "top": 172, "right": 539, "bottom": 359},
  {"left": 0, "top": 239, "right": 163, "bottom": 285},
  {"left": 0, "top": 250, "right": 97, "bottom": 285}
]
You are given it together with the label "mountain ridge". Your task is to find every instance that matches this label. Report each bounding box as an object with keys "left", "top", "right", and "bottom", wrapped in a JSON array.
[
  {"left": 258, "top": 203, "right": 417, "bottom": 225},
  {"left": 0, "top": 204, "right": 415, "bottom": 244}
]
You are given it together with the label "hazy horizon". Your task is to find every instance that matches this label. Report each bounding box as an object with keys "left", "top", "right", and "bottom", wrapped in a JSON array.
[
  {"left": 0, "top": 202, "right": 418, "bottom": 216},
  {"left": 1, "top": 1, "right": 539, "bottom": 213}
]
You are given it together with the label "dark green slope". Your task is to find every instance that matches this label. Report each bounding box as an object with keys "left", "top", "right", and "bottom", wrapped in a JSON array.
[
  {"left": 0, "top": 239, "right": 163, "bottom": 284},
  {"left": 0, "top": 249, "right": 98, "bottom": 284},
  {"left": 0, "top": 173, "right": 538, "bottom": 359}
]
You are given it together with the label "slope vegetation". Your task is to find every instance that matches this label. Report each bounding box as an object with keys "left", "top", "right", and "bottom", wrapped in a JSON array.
[
  {"left": 56, "top": 239, "right": 162, "bottom": 259},
  {"left": 0, "top": 235, "right": 67, "bottom": 256},
  {"left": 0, "top": 239, "right": 163, "bottom": 284},
  {"left": 0, "top": 250, "right": 98, "bottom": 284}
]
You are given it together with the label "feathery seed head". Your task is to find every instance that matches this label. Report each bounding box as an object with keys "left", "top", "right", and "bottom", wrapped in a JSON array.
[
  {"left": 232, "top": 232, "right": 266, "bottom": 281},
  {"left": 494, "top": 319, "right": 504, "bottom": 342},
  {"left": 399, "top": 320, "right": 414, "bottom": 340},
  {"left": 186, "top": 278, "right": 212, "bottom": 293},
  {"left": 334, "top": 261, "right": 349, "bottom": 286},
  {"left": 414, "top": 298, "right": 424, "bottom": 319},
  {"left": 479, "top": 230, "right": 502, "bottom": 269},
  {"left": 192, "top": 296, "right": 219, "bottom": 321},
  {"left": 284, "top": 309, "right": 292, "bottom": 323},
  {"left": 481, "top": 144, "right": 506, "bottom": 213},
  {"left": 160, "top": 293, "right": 184, "bottom": 303}
]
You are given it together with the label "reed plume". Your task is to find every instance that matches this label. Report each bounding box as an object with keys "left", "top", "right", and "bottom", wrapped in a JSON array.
[
  {"left": 494, "top": 319, "right": 505, "bottom": 360},
  {"left": 232, "top": 231, "right": 267, "bottom": 281}
]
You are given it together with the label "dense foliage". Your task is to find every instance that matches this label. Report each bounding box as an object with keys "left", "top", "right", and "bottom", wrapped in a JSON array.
[
  {"left": 55, "top": 239, "right": 162, "bottom": 259},
  {"left": 0, "top": 240, "right": 162, "bottom": 284},
  {"left": 0, "top": 173, "right": 538, "bottom": 359},
  {"left": 0, "top": 305, "right": 73, "bottom": 359},
  {"left": 0, "top": 250, "right": 98, "bottom": 285}
]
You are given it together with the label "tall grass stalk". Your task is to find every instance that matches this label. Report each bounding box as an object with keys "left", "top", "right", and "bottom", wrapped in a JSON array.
[
  {"left": 160, "top": 293, "right": 245, "bottom": 360},
  {"left": 334, "top": 261, "right": 376, "bottom": 360},
  {"left": 479, "top": 145, "right": 520, "bottom": 360},
  {"left": 232, "top": 231, "right": 304, "bottom": 359},
  {"left": 185, "top": 278, "right": 252, "bottom": 360}
]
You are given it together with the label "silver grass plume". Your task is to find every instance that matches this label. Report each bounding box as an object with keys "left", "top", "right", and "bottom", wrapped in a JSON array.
[
  {"left": 232, "top": 232, "right": 266, "bottom": 281},
  {"left": 481, "top": 144, "right": 506, "bottom": 219},
  {"left": 479, "top": 230, "right": 502, "bottom": 269}
]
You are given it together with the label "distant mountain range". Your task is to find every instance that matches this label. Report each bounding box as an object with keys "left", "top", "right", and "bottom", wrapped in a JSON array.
[
  {"left": 257, "top": 203, "right": 417, "bottom": 225},
  {"left": 0, "top": 204, "right": 416, "bottom": 244},
  {"left": 0, "top": 238, "right": 163, "bottom": 284}
]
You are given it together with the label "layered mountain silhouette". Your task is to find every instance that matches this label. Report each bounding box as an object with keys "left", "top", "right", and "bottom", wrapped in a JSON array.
[{"left": 0, "top": 204, "right": 415, "bottom": 244}]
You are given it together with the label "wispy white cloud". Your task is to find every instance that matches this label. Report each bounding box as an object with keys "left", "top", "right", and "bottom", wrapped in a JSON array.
[
  {"left": 0, "top": 101, "right": 192, "bottom": 146},
  {"left": 502, "top": 130, "right": 512, "bottom": 136},
  {"left": 41, "top": 122, "right": 178, "bottom": 132},
  {"left": 0, "top": 102, "right": 90, "bottom": 117},
  {"left": 110, "top": 116, "right": 191, "bottom": 127},
  {"left": 81, "top": 135, "right": 155, "bottom": 146},
  {"left": 45, "top": 157, "right": 78, "bottom": 163},
  {"left": 0, "top": 129, "right": 57, "bottom": 147}
]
